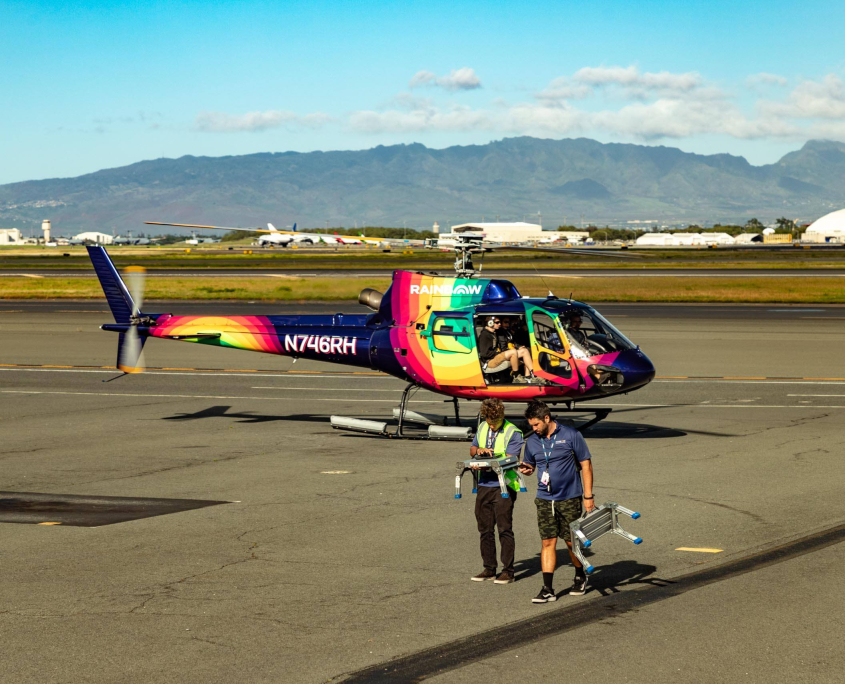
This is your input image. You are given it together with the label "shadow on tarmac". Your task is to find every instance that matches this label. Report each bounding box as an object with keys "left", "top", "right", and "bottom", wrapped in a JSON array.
[
  {"left": 162, "top": 405, "right": 331, "bottom": 424},
  {"left": 515, "top": 554, "right": 674, "bottom": 596}
]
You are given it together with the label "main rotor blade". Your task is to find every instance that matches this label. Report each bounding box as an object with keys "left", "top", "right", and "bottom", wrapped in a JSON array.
[
  {"left": 487, "top": 245, "right": 642, "bottom": 259},
  {"left": 124, "top": 266, "right": 146, "bottom": 315}
]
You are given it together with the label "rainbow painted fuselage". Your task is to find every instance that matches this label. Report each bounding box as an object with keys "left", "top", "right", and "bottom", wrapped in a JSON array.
[{"left": 122, "top": 270, "right": 654, "bottom": 403}]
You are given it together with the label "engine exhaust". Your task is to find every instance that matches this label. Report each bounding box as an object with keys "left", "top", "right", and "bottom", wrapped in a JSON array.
[{"left": 358, "top": 288, "right": 383, "bottom": 311}]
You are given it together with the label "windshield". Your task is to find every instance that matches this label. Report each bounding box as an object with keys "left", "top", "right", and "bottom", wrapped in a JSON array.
[{"left": 544, "top": 303, "right": 637, "bottom": 356}]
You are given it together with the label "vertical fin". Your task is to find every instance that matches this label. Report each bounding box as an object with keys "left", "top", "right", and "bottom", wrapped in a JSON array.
[{"left": 86, "top": 245, "right": 136, "bottom": 323}]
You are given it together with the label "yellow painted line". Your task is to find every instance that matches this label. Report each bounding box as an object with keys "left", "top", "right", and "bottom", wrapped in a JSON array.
[
  {"left": 656, "top": 376, "right": 689, "bottom": 379},
  {"left": 676, "top": 547, "right": 723, "bottom": 553},
  {"left": 38, "top": 522, "right": 62, "bottom": 526},
  {"left": 722, "top": 376, "right": 767, "bottom": 380}
]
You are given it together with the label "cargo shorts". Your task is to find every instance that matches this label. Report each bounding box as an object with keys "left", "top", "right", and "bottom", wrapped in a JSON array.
[{"left": 535, "top": 496, "right": 583, "bottom": 541}]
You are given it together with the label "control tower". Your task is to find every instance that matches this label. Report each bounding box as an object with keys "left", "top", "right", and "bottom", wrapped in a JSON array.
[{"left": 42, "top": 220, "right": 51, "bottom": 243}]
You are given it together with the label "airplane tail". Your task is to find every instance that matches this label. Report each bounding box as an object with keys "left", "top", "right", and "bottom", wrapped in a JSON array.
[{"left": 86, "top": 245, "right": 147, "bottom": 372}]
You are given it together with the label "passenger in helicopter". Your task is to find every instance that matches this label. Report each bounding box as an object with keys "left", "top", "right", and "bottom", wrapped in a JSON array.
[
  {"left": 478, "top": 317, "right": 535, "bottom": 383},
  {"left": 510, "top": 318, "right": 531, "bottom": 349},
  {"left": 498, "top": 317, "right": 516, "bottom": 349},
  {"left": 563, "top": 312, "right": 589, "bottom": 348}
]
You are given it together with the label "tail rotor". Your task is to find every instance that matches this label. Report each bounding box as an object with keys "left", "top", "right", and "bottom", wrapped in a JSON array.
[{"left": 118, "top": 266, "right": 147, "bottom": 374}]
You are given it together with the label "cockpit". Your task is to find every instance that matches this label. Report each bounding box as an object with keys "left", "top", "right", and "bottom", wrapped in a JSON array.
[{"left": 540, "top": 301, "right": 637, "bottom": 359}]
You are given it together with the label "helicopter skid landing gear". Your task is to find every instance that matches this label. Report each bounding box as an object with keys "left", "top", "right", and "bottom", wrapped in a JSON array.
[
  {"left": 330, "top": 383, "right": 474, "bottom": 441},
  {"left": 551, "top": 405, "right": 612, "bottom": 433}
]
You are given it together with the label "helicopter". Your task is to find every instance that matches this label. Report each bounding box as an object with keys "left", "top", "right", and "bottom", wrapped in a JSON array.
[{"left": 85, "top": 232, "right": 655, "bottom": 438}]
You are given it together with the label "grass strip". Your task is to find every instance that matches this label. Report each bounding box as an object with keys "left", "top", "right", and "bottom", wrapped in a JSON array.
[{"left": 2, "top": 276, "right": 845, "bottom": 303}]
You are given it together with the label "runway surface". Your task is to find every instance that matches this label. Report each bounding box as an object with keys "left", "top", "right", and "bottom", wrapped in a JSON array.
[{"left": 0, "top": 302, "right": 843, "bottom": 682}]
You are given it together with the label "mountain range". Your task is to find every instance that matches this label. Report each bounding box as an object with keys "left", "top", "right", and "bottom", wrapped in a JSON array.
[{"left": 2, "top": 137, "right": 844, "bottom": 233}]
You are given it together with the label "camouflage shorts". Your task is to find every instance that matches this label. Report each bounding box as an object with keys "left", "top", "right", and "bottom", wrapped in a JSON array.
[{"left": 535, "top": 497, "right": 583, "bottom": 541}]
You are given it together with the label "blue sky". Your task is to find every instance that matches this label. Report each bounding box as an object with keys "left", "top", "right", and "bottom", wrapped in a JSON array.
[{"left": 2, "top": 0, "right": 845, "bottom": 184}]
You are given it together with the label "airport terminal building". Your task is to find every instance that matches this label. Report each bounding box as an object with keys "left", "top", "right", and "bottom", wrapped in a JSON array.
[{"left": 438, "top": 222, "right": 589, "bottom": 246}]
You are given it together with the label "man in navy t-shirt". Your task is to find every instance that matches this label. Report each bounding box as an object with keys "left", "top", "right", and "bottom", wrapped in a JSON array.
[{"left": 519, "top": 400, "right": 595, "bottom": 603}]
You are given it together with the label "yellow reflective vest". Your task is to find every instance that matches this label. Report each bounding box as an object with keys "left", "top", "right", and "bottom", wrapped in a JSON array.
[{"left": 476, "top": 419, "right": 523, "bottom": 492}]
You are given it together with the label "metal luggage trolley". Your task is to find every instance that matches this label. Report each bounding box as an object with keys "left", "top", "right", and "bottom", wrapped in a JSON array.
[
  {"left": 569, "top": 502, "right": 642, "bottom": 574},
  {"left": 454, "top": 456, "right": 527, "bottom": 499}
]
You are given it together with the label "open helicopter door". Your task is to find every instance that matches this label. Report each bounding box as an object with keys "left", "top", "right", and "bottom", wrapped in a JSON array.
[
  {"left": 527, "top": 309, "right": 582, "bottom": 391},
  {"left": 421, "top": 312, "right": 485, "bottom": 387}
]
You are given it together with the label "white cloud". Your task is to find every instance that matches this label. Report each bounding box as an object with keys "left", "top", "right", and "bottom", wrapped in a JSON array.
[
  {"left": 760, "top": 74, "right": 845, "bottom": 120},
  {"left": 349, "top": 105, "right": 489, "bottom": 133},
  {"left": 573, "top": 65, "right": 702, "bottom": 93},
  {"left": 194, "top": 110, "right": 332, "bottom": 133},
  {"left": 409, "top": 67, "right": 482, "bottom": 91},
  {"left": 192, "top": 67, "right": 845, "bottom": 147},
  {"left": 591, "top": 99, "right": 799, "bottom": 141},
  {"left": 747, "top": 72, "right": 788, "bottom": 87},
  {"left": 536, "top": 77, "right": 592, "bottom": 102}
]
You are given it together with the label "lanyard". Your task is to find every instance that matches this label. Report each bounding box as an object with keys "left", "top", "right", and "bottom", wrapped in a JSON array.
[
  {"left": 539, "top": 428, "right": 557, "bottom": 470},
  {"left": 486, "top": 427, "right": 499, "bottom": 451}
]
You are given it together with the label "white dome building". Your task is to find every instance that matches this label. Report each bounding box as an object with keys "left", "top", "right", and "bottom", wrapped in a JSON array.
[{"left": 804, "top": 209, "right": 845, "bottom": 243}]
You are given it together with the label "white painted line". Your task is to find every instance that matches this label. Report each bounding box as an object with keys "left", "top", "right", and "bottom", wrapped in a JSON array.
[
  {"left": 787, "top": 394, "right": 845, "bottom": 397},
  {"left": 0, "top": 390, "right": 446, "bottom": 403},
  {"left": 3, "top": 368, "right": 845, "bottom": 387},
  {"left": 1, "top": 390, "right": 843, "bottom": 409}
]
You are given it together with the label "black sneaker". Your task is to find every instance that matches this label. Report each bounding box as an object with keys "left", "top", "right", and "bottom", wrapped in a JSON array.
[
  {"left": 471, "top": 569, "right": 497, "bottom": 582},
  {"left": 568, "top": 574, "right": 587, "bottom": 595},
  {"left": 493, "top": 571, "right": 514, "bottom": 584},
  {"left": 532, "top": 586, "right": 557, "bottom": 603}
]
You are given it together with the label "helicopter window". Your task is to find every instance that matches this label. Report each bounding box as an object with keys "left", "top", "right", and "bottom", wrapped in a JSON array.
[
  {"left": 432, "top": 316, "right": 473, "bottom": 354},
  {"left": 531, "top": 312, "right": 565, "bottom": 353},
  {"left": 559, "top": 308, "right": 636, "bottom": 356}
]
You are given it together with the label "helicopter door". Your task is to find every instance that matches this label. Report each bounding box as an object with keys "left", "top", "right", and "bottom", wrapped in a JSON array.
[
  {"left": 528, "top": 310, "right": 576, "bottom": 386},
  {"left": 422, "top": 312, "right": 485, "bottom": 386}
]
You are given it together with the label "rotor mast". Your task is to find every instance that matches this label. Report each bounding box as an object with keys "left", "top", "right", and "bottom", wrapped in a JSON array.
[{"left": 452, "top": 234, "right": 488, "bottom": 278}]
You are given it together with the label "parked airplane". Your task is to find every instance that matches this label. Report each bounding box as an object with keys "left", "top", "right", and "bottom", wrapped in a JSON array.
[
  {"left": 113, "top": 234, "right": 151, "bottom": 246},
  {"left": 146, "top": 221, "right": 425, "bottom": 248},
  {"left": 185, "top": 231, "right": 220, "bottom": 245}
]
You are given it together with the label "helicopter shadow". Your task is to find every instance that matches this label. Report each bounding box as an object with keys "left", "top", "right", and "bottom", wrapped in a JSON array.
[
  {"left": 514, "top": 553, "right": 673, "bottom": 596},
  {"left": 161, "top": 405, "right": 331, "bottom": 424}
]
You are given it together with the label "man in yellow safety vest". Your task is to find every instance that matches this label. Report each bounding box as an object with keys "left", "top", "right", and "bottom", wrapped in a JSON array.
[{"left": 469, "top": 397, "right": 525, "bottom": 584}]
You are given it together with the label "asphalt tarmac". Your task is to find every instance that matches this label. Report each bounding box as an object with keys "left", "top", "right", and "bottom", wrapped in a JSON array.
[{"left": 0, "top": 302, "right": 843, "bottom": 683}]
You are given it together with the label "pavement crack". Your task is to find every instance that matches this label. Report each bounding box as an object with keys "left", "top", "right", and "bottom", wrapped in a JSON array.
[{"left": 603, "top": 486, "right": 768, "bottom": 524}]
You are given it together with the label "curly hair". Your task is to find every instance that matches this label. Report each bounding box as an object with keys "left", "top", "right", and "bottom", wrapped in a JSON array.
[{"left": 479, "top": 397, "right": 505, "bottom": 422}]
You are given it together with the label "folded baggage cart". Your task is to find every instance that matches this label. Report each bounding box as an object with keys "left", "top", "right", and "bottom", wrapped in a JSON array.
[
  {"left": 569, "top": 502, "right": 642, "bottom": 574},
  {"left": 454, "top": 456, "right": 527, "bottom": 499}
]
